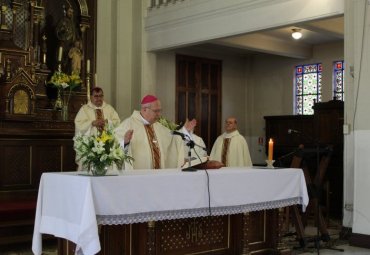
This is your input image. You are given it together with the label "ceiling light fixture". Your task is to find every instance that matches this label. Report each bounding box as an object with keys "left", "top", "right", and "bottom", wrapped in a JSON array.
[{"left": 291, "top": 28, "right": 302, "bottom": 40}]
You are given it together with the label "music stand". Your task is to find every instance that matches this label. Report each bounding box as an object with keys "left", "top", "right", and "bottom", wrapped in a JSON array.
[{"left": 289, "top": 130, "right": 343, "bottom": 254}]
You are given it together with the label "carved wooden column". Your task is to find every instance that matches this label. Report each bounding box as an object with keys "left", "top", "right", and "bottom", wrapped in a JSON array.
[
  {"left": 147, "top": 221, "right": 156, "bottom": 255},
  {"left": 277, "top": 208, "right": 291, "bottom": 254},
  {"left": 33, "top": 5, "right": 44, "bottom": 66},
  {"left": 28, "top": 1, "right": 35, "bottom": 63},
  {"left": 241, "top": 212, "right": 250, "bottom": 255},
  {"left": 79, "top": 23, "right": 89, "bottom": 83}
]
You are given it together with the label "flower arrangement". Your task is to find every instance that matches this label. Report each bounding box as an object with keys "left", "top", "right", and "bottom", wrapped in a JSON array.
[
  {"left": 73, "top": 124, "right": 133, "bottom": 175},
  {"left": 49, "top": 70, "right": 82, "bottom": 109},
  {"left": 157, "top": 116, "right": 180, "bottom": 131}
]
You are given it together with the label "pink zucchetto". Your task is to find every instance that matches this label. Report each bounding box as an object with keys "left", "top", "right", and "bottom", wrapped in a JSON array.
[{"left": 141, "top": 95, "right": 158, "bottom": 105}]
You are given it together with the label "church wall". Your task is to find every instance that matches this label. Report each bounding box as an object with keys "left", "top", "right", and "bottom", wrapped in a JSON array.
[
  {"left": 346, "top": 0, "right": 370, "bottom": 236},
  {"left": 97, "top": 0, "right": 143, "bottom": 121}
]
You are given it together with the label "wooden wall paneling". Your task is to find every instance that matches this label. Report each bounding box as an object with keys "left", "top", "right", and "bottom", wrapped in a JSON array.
[
  {"left": 100, "top": 225, "right": 131, "bottom": 255},
  {"left": 0, "top": 142, "right": 31, "bottom": 190},
  {"left": 265, "top": 100, "right": 344, "bottom": 219},
  {"left": 264, "top": 115, "right": 314, "bottom": 162}
]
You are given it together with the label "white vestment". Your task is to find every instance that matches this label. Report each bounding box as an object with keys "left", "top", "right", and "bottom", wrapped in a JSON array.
[
  {"left": 180, "top": 127, "right": 208, "bottom": 160},
  {"left": 74, "top": 101, "right": 120, "bottom": 136},
  {"left": 210, "top": 130, "right": 252, "bottom": 167},
  {"left": 115, "top": 110, "right": 184, "bottom": 170}
]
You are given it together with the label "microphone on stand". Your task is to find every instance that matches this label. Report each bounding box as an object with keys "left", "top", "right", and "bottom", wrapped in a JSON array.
[
  {"left": 171, "top": 130, "right": 187, "bottom": 140},
  {"left": 288, "top": 129, "right": 301, "bottom": 134}
]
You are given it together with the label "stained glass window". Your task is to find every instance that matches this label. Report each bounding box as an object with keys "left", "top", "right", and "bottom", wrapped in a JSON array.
[
  {"left": 294, "top": 63, "right": 322, "bottom": 115},
  {"left": 333, "top": 60, "right": 344, "bottom": 101}
]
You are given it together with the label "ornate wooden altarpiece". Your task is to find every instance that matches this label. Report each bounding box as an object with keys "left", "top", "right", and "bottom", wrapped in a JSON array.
[{"left": 0, "top": 0, "right": 97, "bottom": 246}]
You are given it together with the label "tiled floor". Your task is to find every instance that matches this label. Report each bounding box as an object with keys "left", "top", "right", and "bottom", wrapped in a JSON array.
[
  {"left": 1, "top": 242, "right": 369, "bottom": 255},
  {"left": 1, "top": 225, "right": 369, "bottom": 255},
  {"left": 288, "top": 224, "right": 370, "bottom": 255},
  {"left": 295, "top": 244, "right": 370, "bottom": 254}
]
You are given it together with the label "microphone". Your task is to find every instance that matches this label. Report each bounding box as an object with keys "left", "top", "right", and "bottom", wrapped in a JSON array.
[
  {"left": 288, "top": 129, "right": 301, "bottom": 134},
  {"left": 171, "top": 130, "right": 186, "bottom": 140}
]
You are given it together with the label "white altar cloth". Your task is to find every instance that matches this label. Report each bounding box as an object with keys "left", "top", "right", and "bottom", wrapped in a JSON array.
[{"left": 32, "top": 167, "right": 308, "bottom": 255}]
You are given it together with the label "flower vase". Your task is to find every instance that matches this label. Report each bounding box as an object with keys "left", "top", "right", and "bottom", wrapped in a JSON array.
[
  {"left": 90, "top": 163, "right": 109, "bottom": 176},
  {"left": 61, "top": 104, "right": 69, "bottom": 121},
  {"left": 54, "top": 88, "right": 63, "bottom": 110}
]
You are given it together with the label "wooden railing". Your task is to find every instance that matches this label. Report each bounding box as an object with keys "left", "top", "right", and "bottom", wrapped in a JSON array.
[{"left": 148, "top": 0, "right": 186, "bottom": 10}]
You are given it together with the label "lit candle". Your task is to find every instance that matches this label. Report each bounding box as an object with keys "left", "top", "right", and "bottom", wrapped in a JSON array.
[
  {"left": 86, "top": 59, "right": 90, "bottom": 73},
  {"left": 57, "top": 46, "right": 63, "bottom": 62},
  {"left": 268, "top": 138, "right": 274, "bottom": 161}
]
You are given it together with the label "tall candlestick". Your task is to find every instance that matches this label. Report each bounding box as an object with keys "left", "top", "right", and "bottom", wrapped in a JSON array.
[
  {"left": 86, "top": 74, "right": 91, "bottom": 102},
  {"left": 268, "top": 138, "right": 274, "bottom": 161},
  {"left": 86, "top": 59, "right": 90, "bottom": 73},
  {"left": 57, "top": 47, "right": 63, "bottom": 62}
]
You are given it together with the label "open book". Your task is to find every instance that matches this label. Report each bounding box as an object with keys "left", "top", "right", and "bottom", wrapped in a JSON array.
[{"left": 182, "top": 156, "right": 209, "bottom": 169}]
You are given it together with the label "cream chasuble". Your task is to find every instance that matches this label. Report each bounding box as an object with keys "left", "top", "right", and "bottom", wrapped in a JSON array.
[
  {"left": 210, "top": 130, "right": 252, "bottom": 167},
  {"left": 74, "top": 101, "right": 120, "bottom": 136},
  {"left": 115, "top": 110, "right": 184, "bottom": 170}
]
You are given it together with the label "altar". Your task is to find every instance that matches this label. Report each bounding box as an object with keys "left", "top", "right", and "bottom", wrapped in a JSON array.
[{"left": 32, "top": 167, "right": 308, "bottom": 255}]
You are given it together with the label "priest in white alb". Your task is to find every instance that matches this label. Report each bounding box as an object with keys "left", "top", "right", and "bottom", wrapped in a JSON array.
[
  {"left": 115, "top": 95, "right": 184, "bottom": 170},
  {"left": 210, "top": 117, "right": 252, "bottom": 167}
]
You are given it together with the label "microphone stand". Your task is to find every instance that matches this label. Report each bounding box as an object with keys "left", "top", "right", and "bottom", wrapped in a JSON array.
[
  {"left": 182, "top": 136, "right": 198, "bottom": 172},
  {"left": 276, "top": 149, "right": 298, "bottom": 167},
  {"left": 289, "top": 130, "right": 343, "bottom": 254}
]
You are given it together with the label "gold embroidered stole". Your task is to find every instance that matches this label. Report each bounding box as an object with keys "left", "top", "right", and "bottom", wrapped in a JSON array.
[
  {"left": 221, "top": 138, "right": 231, "bottom": 166},
  {"left": 144, "top": 124, "right": 161, "bottom": 169},
  {"left": 95, "top": 109, "right": 104, "bottom": 132}
]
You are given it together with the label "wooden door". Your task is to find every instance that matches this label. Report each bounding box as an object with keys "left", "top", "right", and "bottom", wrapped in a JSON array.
[{"left": 176, "top": 55, "right": 222, "bottom": 150}]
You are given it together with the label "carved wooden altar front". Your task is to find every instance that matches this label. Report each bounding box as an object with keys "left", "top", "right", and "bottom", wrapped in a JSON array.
[
  {"left": 59, "top": 211, "right": 291, "bottom": 255},
  {"left": 0, "top": 0, "right": 97, "bottom": 246}
]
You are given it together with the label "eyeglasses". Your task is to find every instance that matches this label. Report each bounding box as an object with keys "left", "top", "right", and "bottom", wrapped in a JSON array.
[
  {"left": 93, "top": 94, "right": 104, "bottom": 98},
  {"left": 147, "top": 107, "right": 162, "bottom": 114},
  {"left": 225, "top": 121, "right": 235, "bottom": 125}
]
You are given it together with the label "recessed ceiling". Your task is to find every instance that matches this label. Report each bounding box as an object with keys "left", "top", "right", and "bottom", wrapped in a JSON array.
[{"left": 183, "top": 16, "right": 344, "bottom": 59}]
